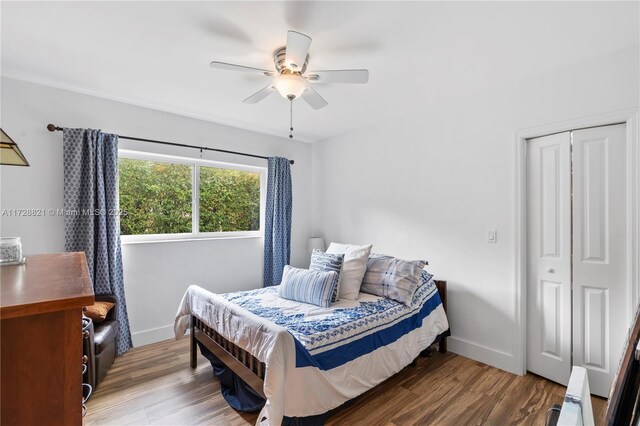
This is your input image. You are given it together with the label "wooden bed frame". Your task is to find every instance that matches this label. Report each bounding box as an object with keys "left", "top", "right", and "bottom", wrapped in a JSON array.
[{"left": 189, "top": 280, "right": 448, "bottom": 400}]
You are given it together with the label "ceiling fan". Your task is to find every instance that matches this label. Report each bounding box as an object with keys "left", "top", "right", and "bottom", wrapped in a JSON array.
[{"left": 209, "top": 30, "right": 369, "bottom": 138}]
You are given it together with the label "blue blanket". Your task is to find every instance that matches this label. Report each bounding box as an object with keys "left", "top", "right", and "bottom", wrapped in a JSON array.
[{"left": 223, "top": 272, "right": 444, "bottom": 370}]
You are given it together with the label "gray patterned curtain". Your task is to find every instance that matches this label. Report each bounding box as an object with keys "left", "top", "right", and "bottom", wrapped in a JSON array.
[
  {"left": 263, "top": 157, "right": 292, "bottom": 287},
  {"left": 63, "top": 128, "right": 133, "bottom": 355}
]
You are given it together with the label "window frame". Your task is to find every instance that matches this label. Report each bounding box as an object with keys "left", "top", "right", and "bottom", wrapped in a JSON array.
[{"left": 118, "top": 149, "right": 266, "bottom": 244}]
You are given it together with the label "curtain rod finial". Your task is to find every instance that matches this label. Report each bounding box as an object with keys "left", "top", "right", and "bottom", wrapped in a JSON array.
[{"left": 47, "top": 124, "right": 58, "bottom": 132}]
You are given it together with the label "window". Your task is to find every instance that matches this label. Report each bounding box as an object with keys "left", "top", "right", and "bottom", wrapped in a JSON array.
[
  {"left": 118, "top": 150, "right": 265, "bottom": 242},
  {"left": 119, "top": 158, "right": 192, "bottom": 235},
  {"left": 199, "top": 166, "right": 261, "bottom": 233}
]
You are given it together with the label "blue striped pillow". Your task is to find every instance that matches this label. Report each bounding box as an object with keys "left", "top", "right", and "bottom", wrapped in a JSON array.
[
  {"left": 309, "top": 249, "right": 345, "bottom": 302},
  {"left": 278, "top": 265, "right": 338, "bottom": 308}
]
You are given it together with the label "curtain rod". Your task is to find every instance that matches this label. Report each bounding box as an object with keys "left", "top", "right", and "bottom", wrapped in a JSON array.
[{"left": 46, "top": 124, "right": 294, "bottom": 165}]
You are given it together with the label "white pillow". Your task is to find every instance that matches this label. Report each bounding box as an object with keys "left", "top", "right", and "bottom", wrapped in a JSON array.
[{"left": 326, "top": 242, "right": 373, "bottom": 300}]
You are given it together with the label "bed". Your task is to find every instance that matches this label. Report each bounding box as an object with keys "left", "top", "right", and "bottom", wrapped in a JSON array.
[{"left": 174, "top": 271, "right": 449, "bottom": 425}]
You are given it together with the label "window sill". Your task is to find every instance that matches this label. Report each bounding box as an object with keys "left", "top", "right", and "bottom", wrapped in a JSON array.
[{"left": 121, "top": 234, "right": 263, "bottom": 245}]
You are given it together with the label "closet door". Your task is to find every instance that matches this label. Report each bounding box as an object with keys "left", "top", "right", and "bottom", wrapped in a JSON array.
[
  {"left": 526, "top": 132, "right": 572, "bottom": 385},
  {"left": 572, "top": 124, "right": 627, "bottom": 397}
]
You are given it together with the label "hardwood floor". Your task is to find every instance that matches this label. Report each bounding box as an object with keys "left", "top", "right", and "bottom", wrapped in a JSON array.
[{"left": 85, "top": 338, "right": 607, "bottom": 425}]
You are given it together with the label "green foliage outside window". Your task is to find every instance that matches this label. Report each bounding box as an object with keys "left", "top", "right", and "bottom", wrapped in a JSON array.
[
  {"left": 199, "top": 166, "right": 260, "bottom": 232},
  {"left": 118, "top": 157, "right": 261, "bottom": 236},
  {"left": 119, "top": 158, "right": 192, "bottom": 235}
]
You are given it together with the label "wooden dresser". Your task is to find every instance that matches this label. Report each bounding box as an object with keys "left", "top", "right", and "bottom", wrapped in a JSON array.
[{"left": 1, "top": 252, "right": 94, "bottom": 425}]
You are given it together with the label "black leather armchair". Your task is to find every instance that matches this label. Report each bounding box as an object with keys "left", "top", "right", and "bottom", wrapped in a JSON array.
[{"left": 83, "top": 295, "right": 119, "bottom": 391}]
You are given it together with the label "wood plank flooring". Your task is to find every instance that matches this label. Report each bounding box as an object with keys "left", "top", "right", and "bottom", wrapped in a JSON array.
[{"left": 85, "top": 338, "right": 607, "bottom": 425}]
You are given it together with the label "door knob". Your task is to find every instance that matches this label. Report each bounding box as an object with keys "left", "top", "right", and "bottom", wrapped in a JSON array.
[{"left": 546, "top": 268, "right": 554, "bottom": 273}]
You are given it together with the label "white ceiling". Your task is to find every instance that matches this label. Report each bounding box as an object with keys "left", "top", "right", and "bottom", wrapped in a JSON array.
[{"left": 2, "top": 1, "right": 638, "bottom": 142}]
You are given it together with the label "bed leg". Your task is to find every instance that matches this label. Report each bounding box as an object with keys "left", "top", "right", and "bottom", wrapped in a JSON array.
[
  {"left": 190, "top": 316, "right": 197, "bottom": 369},
  {"left": 420, "top": 347, "right": 433, "bottom": 357},
  {"left": 434, "top": 280, "right": 448, "bottom": 355},
  {"left": 439, "top": 336, "right": 447, "bottom": 354}
]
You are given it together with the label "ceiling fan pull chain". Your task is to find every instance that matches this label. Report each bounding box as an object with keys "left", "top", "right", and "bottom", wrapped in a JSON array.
[{"left": 289, "top": 99, "right": 294, "bottom": 140}]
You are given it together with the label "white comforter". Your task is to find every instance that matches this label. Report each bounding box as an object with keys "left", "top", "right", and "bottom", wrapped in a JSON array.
[{"left": 174, "top": 278, "right": 448, "bottom": 425}]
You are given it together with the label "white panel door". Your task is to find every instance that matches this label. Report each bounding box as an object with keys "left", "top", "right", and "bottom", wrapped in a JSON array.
[
  {"left": 526, "top": 132, "right": 572, "bottom": 385},
  {"left": 572, "top": 124, "right": 627, "bottom": 397}
]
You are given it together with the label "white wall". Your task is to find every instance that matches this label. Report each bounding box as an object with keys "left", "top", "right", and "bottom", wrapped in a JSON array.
[
  {"left": 0, "top": 77, "right": 312, "bottom": 345},
  {"left": 311, "top": 46, "right": 640, "bottom": 374}
]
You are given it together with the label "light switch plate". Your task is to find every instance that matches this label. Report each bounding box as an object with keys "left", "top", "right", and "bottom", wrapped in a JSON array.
[{"left": 488, "top": 230, "right": 497, "bottom": 243}]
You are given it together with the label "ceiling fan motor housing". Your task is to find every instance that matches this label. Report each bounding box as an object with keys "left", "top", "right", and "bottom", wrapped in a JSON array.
[{"left": 274, "top": 47, "right": 309, "bottom": 75}]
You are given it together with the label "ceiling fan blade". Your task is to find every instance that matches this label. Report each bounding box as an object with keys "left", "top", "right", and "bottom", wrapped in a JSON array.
[
  {"left": 285, "top": 30, "right": 312, "bottom": 72},
  {"left": 243, "top": 85, "right": 277, "bottom": 104},
  {"left": 210, "top": 61, "right": 275, "bottom": 76},
  {"left": 305, "top": 69, "right": 369, "bottom": 84},
  {"left": 301, "top": 86, "right": 328, "bottom": 110}
]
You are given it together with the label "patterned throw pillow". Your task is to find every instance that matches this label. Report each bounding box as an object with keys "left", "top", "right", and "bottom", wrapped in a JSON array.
[
  {"left": 309, "top": 249, "right": 345, "bottom": 302},
  {"left": 278, "top": 265, "right": 339, "bottom": 308},
  {"left": 360, "top": 254, "right": 427, "bottom": 305}
]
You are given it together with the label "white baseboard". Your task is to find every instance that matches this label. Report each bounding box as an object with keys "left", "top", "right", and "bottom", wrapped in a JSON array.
[
  {"left": 131, "top": 324, "right": 175, "bottom": 347},
  {"left": 447, "top": 336, "right": 520, "bottom": 375}
]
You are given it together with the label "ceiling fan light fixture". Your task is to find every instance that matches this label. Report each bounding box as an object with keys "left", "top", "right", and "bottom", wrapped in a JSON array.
[{"left": 273, "top": 74, "right": 307, "bottom": 100}]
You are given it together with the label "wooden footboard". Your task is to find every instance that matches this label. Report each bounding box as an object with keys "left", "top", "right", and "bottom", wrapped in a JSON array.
[
  {"left": 190, "top": 316, "right": 266, "bottom": 399},
  {"left": 189, "top": 279, "right": 448, "bottom": 397}
]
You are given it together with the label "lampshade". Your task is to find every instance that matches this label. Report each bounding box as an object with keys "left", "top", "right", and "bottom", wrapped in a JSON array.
[
  {"left": 308, "top": 236, "right": 326, "bottom": 252},
  {"left": 273, "top": 74, "right": 307, "bottom": 100},
  {"left": 0, "top": 129, "right": 29, "bottom": 166}
]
